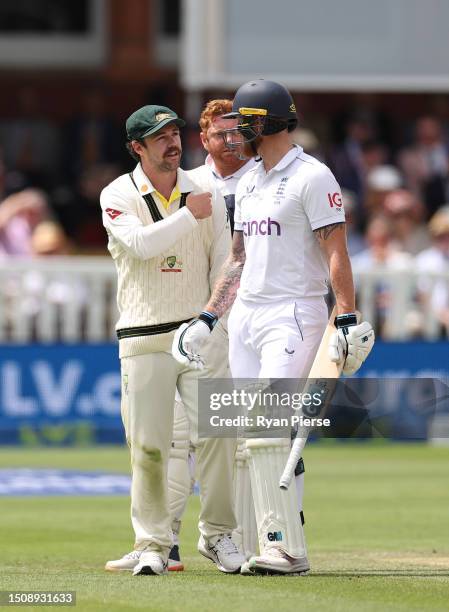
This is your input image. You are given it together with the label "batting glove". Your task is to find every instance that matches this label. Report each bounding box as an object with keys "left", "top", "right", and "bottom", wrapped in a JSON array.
[
  {"left": 328, "top": 313, "right": 375, "bottom": 376},
  {"left": 172, "top": 312, "right": 218, "bottom": 370}
]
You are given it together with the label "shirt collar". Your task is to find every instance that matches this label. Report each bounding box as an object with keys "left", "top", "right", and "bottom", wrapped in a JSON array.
[
  {"left": 268, "top": 144, "right": 303, "bottom": 173},
  {"left": 205, "top": 154, "right": 257, "bottom": 180},
  {"left": 154, "top": 185, "right": 181, "bottom": 209},
  {"left": 133, "top": 163, "right": 155, "bottom": 195}
]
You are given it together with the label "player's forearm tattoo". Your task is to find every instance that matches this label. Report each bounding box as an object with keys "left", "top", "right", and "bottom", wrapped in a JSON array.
[
  {"left": 207, "top": 231, "right": 246, "bottom": 318},
  {"left": 314, "top": 222, "right": 345, "bottom": 241}
]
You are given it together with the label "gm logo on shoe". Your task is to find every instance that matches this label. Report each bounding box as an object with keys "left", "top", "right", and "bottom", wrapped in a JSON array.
[{"left": 267, "top": 531, "right": 283, "bottom": 542}]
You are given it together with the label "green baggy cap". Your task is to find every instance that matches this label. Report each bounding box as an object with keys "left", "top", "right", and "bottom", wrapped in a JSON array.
[{"left": 126, "top": 105, "right": 186, "bottom": 140}]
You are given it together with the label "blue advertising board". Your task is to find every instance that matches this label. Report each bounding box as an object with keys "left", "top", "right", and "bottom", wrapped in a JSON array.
[
  {"left": 0, "top": 341, "right": 448, "bottom": 445},
  {"left": 0, "top": 344, "right": 123, "bottom": 445},
  {"left": 358, "top": 341, "right": 449, "bottom": 378}
]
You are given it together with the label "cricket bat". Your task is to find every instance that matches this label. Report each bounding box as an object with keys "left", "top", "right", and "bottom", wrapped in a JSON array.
[{"left": 279, "top": 305, "right": 343, "bottom": 489}]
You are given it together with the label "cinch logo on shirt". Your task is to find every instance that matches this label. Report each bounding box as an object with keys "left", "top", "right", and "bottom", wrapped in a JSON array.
[{"left": 242, "top": 217, "right": 281, "bottom": 236}]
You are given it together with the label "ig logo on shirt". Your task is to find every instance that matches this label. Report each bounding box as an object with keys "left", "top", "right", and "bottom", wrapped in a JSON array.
[{"left": 327, "top": 192, "right": 343, "bottom": 208}]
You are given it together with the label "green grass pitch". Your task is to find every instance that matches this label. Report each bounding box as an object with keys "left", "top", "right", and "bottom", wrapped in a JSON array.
[{"left": 1, "top": 443, "right": 448, "bottom": 611}]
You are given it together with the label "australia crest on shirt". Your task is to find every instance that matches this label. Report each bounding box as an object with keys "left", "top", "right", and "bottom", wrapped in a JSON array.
[{"left": 160, "top": 255, "right": 183, "bottom": 272}]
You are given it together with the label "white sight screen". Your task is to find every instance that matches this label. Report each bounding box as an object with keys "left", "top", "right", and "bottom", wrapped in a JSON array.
[{"left": 182, "top": 0, "right": 449, "bottom": 91}]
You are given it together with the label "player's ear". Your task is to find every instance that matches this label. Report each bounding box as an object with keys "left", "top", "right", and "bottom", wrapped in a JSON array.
[
  {"left": 131, "top": 139, "right": 146, "bottom": 156},
  {"left": 200, "top": 131, "right": 209, "bottom": 152}
]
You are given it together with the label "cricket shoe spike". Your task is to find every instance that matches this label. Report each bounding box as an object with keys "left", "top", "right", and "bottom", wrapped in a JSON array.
[
  {"left": 168, "top": 544, "right": 184, "bottom": 571},
  {"left": 133, "top": 551, "right": 168, "bottom": 576},
  {"left": 198, "top": 534, "right": 245, "bottom": 574},
  {"left": 240, "top": 547, "right": 310, "bottom": 575},
  {"left": 105, "top": 550, "right": 141, "bottom": 572}
]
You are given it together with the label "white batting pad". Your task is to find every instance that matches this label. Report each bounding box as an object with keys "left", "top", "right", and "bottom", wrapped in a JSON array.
[
  {"left": 246, "top": 438, "right": 307, "bottom": 559},
  {"left": 233, "top": 440, "right": 258, "bottom": 559}
]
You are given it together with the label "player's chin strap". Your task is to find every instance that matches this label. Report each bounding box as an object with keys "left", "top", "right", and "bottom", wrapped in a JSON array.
[{"left": 250, "top": 141, "right": 259, "bottom": 155}]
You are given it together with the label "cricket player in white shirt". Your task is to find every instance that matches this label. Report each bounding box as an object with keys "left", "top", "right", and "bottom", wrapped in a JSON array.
[
  {"left": 167, "top": 99, "right": 258, "bottom": 568},
  {"left": 173, "top": 80, "right": 375, "bottom": 575},
  {"left": 101, "top": 104, "right": 244, "bottom": 576}
]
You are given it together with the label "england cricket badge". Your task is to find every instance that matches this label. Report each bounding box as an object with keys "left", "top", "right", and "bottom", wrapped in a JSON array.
[{"left": 160, "top": 255, "right": 183, "bottom": 272}]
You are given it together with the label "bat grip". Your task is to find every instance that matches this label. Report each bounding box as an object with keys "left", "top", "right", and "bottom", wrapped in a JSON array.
[{"left": 279, "top": 434, "right": 308, "bottom": 490}]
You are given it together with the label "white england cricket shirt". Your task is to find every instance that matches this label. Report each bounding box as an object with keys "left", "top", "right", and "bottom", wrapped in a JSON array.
[{"left": 234, "top": 145, "right": 345, "bottom": 302}]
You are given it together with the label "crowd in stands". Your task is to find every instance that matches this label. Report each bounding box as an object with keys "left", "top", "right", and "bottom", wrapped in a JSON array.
[
  {"left": 0, "top": 87, "right": 124, "bottom": 254},
  {"left": 1, "top": 87, "right": 449, "bottom": 337}
]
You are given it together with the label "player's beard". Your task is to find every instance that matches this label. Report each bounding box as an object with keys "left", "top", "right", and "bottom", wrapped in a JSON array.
[
  {"left": 159, "top": 147, "right": 181, "bottom": 172},
  {"left": 219, "top": 147, "right": 243, "bottom": 168}
]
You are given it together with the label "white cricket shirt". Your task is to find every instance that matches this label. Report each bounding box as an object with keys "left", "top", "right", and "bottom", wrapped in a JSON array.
[
  {"left": 234, "top": 145, "right": 345, "bottom": 302},
  {"left": 202, "top": 155, "right": 257, "bottom": 197},
  {"left": 100, "top": 163, "right": 231, "bottom": 357},
  {"left": 187, "top": 156, "right": 257, "bottom": 231}
]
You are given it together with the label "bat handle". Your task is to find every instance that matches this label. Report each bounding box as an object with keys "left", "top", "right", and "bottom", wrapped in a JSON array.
[{"left": 279, "top": 434, "right": 308, "bottom": 490}]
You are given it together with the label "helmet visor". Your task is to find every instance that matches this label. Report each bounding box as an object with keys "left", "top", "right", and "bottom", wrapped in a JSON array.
[{"left": 221, "top": 107, "right": 267, "bottom": 148}]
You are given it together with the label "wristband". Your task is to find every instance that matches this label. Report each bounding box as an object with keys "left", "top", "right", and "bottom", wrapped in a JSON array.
[
  {"left": 198, "top": 311, "right": 218, "bottom": 331},
  {"left": 334, "top": 313, "right": 357, "bottom": 328}
]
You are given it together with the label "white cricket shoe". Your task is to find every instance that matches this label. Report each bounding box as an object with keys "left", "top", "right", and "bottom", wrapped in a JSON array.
[
  {"left": 240, "top": 547, "right": 310, "bottom": 575},
  {"left": 198, "top": 534, "right": 245, "bottom": 574},
  {"left": 133, "top": 551, "right": 168, "bottom": 576},
  {"left": 105, "top": 550, "right": 141, "bottom": 572},
  {"left": 106, "top": 544, "right": 183, "bottom": 573}
]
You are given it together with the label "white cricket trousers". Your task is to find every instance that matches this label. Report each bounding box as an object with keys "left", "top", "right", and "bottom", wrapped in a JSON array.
[
  {"left": 228, "top": 296, "right": 328, "bottom": 379},
  {"left": 229, "top": 295, "right": 328, "bottom": 507},
  {"left": 120, "top": 324, "right": 237, "bottom": 558},
  {"left": 168, "top": 319, "right": 231, "bottom": 528}
]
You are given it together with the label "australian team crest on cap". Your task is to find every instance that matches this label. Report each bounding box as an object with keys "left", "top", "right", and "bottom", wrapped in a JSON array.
[
  {"left": 160, "top": 255, "right": 183, "bottom": 272},
  {"left": 155, "top": 112, "right": 174, "bottom": 122},
  {"left": 126, "top": 105, "right": 186, "bottom": 140}
]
